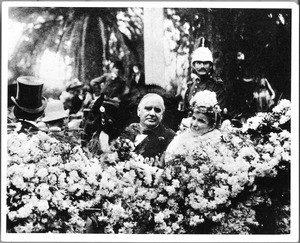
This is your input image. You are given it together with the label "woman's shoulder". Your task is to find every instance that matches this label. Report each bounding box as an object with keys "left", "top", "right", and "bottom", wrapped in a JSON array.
[
  {"left": 164, "top": 130, "right": 199, "bottom": 163},
  {"left": 202, "top": 129, "right": 222, "bottom": 143},
  {"left": 166, "top": 130, "right": 197, "bottom": 151}
]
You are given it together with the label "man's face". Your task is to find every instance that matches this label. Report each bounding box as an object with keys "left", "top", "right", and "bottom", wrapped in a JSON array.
[
  {"left": 138, "top": 96, "right": 164, "bottom": 129},
  {"left": 193, "top": 61, "right": 212, "bottom": 76}
]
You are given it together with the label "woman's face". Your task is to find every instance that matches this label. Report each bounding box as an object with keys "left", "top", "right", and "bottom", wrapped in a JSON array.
[{"left": 190, "top": 112, "right": 212, "bottom": 135}]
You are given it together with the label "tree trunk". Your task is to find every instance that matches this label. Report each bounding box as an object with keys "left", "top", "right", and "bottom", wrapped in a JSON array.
[{"left": 80, "top": 14, "right": 105, "bottom": 85}]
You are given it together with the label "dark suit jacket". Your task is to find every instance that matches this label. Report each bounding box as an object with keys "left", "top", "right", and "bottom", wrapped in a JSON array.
[{"left": 120, "top": 123, "right": 176, "bottom": 159}]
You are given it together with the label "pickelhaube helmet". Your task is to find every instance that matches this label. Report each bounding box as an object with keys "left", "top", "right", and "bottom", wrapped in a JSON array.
[{"left": 191, "top": 37, "right": 213, "bottom": 64}]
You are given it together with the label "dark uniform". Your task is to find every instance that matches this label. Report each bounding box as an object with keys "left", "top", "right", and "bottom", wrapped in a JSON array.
[{"left": 184, "top": 73, "right": 227, "bottom": 113}]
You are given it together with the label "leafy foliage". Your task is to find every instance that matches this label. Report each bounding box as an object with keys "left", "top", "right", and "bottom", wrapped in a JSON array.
[{"left": 8, "top": 7, "right": 144, "bottom": 91}]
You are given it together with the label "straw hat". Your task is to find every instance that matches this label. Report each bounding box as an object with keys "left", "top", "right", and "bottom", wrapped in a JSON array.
[
  {"left": 11, "top": 76, "right": 47, "bottom": 113},
  {"left": 42, "top": 98, "right": 69, "bottom": 122}
]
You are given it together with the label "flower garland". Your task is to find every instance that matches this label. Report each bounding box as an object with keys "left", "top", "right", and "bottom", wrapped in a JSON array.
[
  {"left": 6, "top": 99, "right": 291, "bottom": 234},
  {"left": 7, "top": 130, "right": 103, "bottom": 233}
]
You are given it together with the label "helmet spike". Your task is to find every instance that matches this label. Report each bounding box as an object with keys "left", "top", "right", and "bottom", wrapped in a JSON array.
[{"left": 200, "top": 37, "right": 205, "bottom": 47}]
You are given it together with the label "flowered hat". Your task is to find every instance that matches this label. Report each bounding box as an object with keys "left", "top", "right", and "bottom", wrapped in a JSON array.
[
  {"left": 42, "top": 98, "right": 69, "bottom": 122},
  {"left": 11, "top": 76, "right": 47, "bottom": 114},
  {"left": 190, "top": 90, "right": 222, "bottom": 126},
  {"left": 66, "top": 78, "right": 83, "bottom": 91},
  {"left": 190, "top": 90, "right": 220, "bottom": 112}
]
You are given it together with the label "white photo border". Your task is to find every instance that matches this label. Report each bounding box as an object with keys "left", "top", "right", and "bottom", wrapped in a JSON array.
[{"left": 1, "top": 1, "right": 299, "bottom": 242}]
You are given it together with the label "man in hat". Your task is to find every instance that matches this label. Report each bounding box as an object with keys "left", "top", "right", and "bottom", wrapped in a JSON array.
[
  {"left": 183, "top": 37, "right": 228, "bottom": 116},
  {"left": 119, "top": 93, "right": 176, "bottom": 161},
  {"left": 60, "top": 78, "right": 84, "bottom": 115},
  {"left": 10, "top": 76, "right": 47, "bottom": 133}
]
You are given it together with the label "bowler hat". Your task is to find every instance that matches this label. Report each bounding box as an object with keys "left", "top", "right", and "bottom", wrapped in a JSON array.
[
  {"left": 11, "top": 76, "right": 47, "bottom": 114},
  {"left": 66, "top": 78, "right": 83, "bottom": 91},
  {"left": 42, "top": 98, "right": 69, "bottom": 122}
]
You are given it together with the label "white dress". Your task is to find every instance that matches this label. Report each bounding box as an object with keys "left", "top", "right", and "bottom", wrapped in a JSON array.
[{"left": 164, "top": 128, "right": 222, "bottom": 164}]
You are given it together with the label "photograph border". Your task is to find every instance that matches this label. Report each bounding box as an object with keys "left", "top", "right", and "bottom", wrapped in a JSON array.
[{"left": 1, "top": 1, "right": 299, "bottom": 242}]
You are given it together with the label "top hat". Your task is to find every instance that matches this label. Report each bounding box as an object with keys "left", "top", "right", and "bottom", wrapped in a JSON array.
[
  {"left": 11, "top": 76, "right": 47, "bottom": 114},
  {"left": 42, "top": 98, "right": 69, "bottom": 122},
  {"left": 66, "top": 78, "right": 83, "bottom": 91}
]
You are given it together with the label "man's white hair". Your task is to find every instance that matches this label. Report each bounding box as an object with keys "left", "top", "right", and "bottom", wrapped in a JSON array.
[{"left": 138, "top": 93, "right": 165, "bottom": 112}]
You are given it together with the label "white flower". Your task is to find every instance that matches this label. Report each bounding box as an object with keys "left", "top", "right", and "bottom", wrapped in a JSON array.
[
  {"left": 272, "top": 99, "right": 290, "bottom": 113},
  {"left": 212, "top": 212, "right": 225, "bottom": 222},
  {"left": 37, "top": 168, "right": 48, "bottom": 178},
  {"left": 123, "top": 187, "right": 135, "bottom": 198},
  {"left": 38, "top": 183, "right": 51, "bottom": 199},
  {"left": 146, "top": 190, "right": 158, "bottom": 200},
  {"left": 220, "top": 119, "right": 232, "bottom": 131},
  {"left": 17, "top": 204, "right": 33, "bottom": 218},
  {"left": 166, "top": 185, "right": 176, "bottom": 195},
  {"left": 53, "top": 191, "right": 64, "bottom": 202},
  {"left": 227, "top": 176, "right": 238, "bottom": 186},
  {"left": 264, "top": 143, "right": 275, "bottom": 153},
  {"left": 37, "top": 200, "right": 49, "bottom": 212},
  {"left": 279, "top": 115, "right": 289, "bottom": 124},
  {"left": 23, "top": 164, "right": 35, "bottom": 178},
  {"left": 172, "top": 179, "right": 180, "bottom": 188},
  {"left": 8, "top": 211, "right": 17, "bottom": 221},
  {"left": 190, "top": 215, "right": 204, "bottom": 226},
  {"left": 232, "top": 136, "right": 243, "bottom": 147},
  {"left": 164, "top": 168, "right": 172, "bottom": 180},
  {"left": 157, "top": 194, "right": 168, "bottom": 203},
  {"left": 279, "top": 130, "right": 290, "bottom": 140},
  {"left": 11, "top": 176, "right": 26, "bottom": 189},
  {"left": 154, "top": 212, "right": 165, "bottom": 223},
  {"left": 69, "top": 170, "right": 80, "bottom": 182}
]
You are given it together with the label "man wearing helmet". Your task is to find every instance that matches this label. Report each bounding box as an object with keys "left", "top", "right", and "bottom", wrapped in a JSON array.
[{"left": 183, "top": 37, "right": 227, "bottom": 116}]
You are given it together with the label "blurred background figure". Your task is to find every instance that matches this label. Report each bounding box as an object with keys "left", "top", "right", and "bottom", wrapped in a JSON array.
[
  {"left": 99, "top": 60, "right": 129, "bottom": 101},
  {"left": 81, "top": 84, "right": 94, "bottom": 109},
  {"left": 60, "top": 78, "right": 84, "bottom": 115},
  {"left": 253, "top": 76, "right": 276, "bottom": 112},
  {"left": 232, "top": 53, "right": 257, "bottom": 116},
  {"left": 129, "top": 63, "right": 145, "bottom": 92},
  {"left": 90, "top": 76, "right": 106, "bottom": 101}
]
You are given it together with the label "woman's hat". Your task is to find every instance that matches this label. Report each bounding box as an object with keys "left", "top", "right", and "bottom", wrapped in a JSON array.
[
  {"left": 11, "top": 76, "right": 47, "bottom": 114},
  {"left": 66, "top": 78, "right": 83, "bottom": 91},
  {"left": 42, "top": 98, "right": 69, "bottom": 122}
]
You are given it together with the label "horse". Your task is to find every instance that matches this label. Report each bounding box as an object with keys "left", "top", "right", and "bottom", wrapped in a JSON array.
[{"left": 81, "top": 84, "right": 185, "bottom": 155}]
